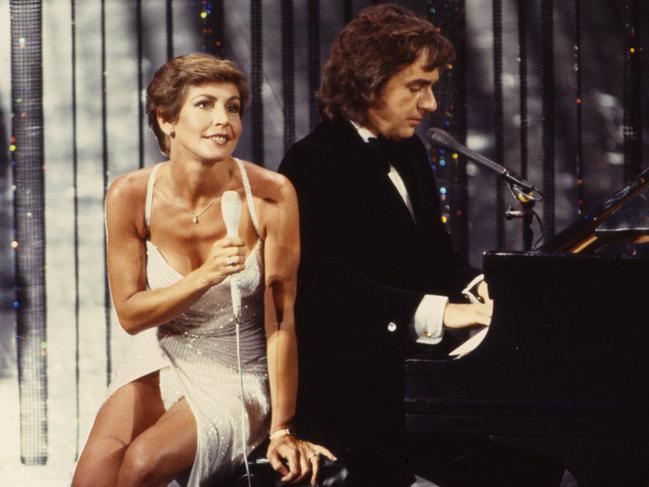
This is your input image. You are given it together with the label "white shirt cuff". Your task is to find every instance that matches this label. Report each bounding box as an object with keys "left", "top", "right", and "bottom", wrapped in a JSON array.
[{"left": 413, "top": 294, "right": 448, "bottom": 345}]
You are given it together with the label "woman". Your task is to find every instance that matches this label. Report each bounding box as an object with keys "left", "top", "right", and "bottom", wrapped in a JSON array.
[{"left": 72, "top": 53, "right": 333, "bottom": 487}]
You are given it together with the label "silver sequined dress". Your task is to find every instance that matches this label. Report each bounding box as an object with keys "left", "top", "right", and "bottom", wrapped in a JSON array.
[{"left": 106, "top": 159, "right": 270, "bottom": 486}]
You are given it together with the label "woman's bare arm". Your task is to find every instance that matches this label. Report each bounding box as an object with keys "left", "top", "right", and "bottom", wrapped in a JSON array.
[
  {"left": 260, "top": 173, "right": 335, "bottom": 485},
  {"left": 262, "top": 174, "right": 300, "bottom": 435}
]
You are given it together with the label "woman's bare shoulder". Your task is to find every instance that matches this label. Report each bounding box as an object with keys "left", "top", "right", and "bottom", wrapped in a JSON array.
[
  {"left": 238, "top": 159, "right": 295, "bottom": 203},
  {"left": 105, "top": 165, "right": 164, "bottom": 239},
  {"left": 106, "top": 164, "right": 161, "bottom": 205}
]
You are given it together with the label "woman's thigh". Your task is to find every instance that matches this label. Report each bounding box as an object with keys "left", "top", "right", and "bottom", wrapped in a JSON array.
[
  {"left": 72, "top": 372, "right": 166, "bottom": 487},
  {"left": 117, "top": 398, "right": 197, "bottom": 486}
]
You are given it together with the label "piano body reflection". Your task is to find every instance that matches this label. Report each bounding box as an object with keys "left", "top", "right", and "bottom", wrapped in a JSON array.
[{"left": 406, "top": 167, "right": 649, "bottom": 487}]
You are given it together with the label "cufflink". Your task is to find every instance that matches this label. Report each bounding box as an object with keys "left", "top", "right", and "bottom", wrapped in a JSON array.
[
  {"left": 423, "top": 329, "right": 433, "bottom": 338},
  {"left": 387, "top": 322, "right": 397, "bottom": 332}
]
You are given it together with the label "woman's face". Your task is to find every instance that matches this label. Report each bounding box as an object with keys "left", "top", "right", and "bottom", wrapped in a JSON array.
[{"left": 165, "top": 81, "right": 243, "bottom": 162}]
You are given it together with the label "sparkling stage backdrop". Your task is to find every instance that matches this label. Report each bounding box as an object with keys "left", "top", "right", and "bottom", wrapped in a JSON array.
[{"left": 0, "top": 0, "right": 647, "bottom": 485}]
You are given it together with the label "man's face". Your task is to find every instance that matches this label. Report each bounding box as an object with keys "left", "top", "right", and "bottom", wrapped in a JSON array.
[{"left": 366, "top": 52, "right": 439, "bottom": 140}]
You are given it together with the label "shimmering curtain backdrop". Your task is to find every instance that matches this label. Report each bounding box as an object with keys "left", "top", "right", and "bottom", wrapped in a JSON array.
[{"left": 0, "top": 0, "right": 646, "bottom": 484}]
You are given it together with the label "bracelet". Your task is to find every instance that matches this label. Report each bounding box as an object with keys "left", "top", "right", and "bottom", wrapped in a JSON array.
[{"left": 269, "top": 427, "right": 294, "bottom": 441}]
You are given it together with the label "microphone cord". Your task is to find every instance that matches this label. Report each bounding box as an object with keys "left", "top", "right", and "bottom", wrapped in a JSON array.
[{"left": 233, "top": 282, "right": 253, "bottom": 487}]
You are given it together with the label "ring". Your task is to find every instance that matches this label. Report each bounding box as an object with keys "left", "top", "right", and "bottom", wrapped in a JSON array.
[
  {"left": 228, "top": 256, "right": 237, "bottom": 266},
  {"left": 308, "top": 452, "right": 320, "bottom": 461}
]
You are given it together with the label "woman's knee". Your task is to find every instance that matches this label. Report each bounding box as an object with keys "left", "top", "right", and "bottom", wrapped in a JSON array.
[
  {"left": 119, "top": 439, "right": 167, "bottom": 485},
  {"left": 72, "top": 436, "right": 128, "bottom": 487},
  {"left": 71, "top": 464, "right": 97, "bottom": 487},
  {"left": 72, "top": 451, "right": 122, "bottom": 487}
]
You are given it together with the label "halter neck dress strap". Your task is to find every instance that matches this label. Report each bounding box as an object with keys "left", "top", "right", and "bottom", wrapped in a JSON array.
[
  {"left": 145, "top": 163, "right": 163, "bottom": 229},
  {"left": 234, "top": 158, "right": 261, "bottom": 237}
]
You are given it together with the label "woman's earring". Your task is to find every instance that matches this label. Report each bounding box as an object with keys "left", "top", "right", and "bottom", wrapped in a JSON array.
[{"left": 169, "top": 129, "right": 175, "bottom": 138}]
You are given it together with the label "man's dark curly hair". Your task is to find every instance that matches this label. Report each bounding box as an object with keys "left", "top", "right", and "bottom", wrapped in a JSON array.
[{"left": 317, "top": 3, "right": 454, "bottom": 125}]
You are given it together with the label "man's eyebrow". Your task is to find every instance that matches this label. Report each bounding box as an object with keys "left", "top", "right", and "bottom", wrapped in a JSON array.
[{"left": 407, "top": 78, "right": 435, "bottom": 86}]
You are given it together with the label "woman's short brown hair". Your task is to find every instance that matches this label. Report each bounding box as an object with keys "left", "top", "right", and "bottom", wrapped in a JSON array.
[
  {"left": 146, "top": 52, "right": 250, "bottom": 155},
  {"left": 317, "top": 4, "right": 454, "bottom": 124}
]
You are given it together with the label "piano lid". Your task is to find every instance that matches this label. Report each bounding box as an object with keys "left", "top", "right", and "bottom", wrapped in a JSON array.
[{"left": 538, "top": 166, "right": 649, "bottom": 253}]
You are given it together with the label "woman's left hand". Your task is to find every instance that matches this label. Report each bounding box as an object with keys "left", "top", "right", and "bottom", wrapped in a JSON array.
[{"left": 266, "top": 435, "right": 337, "bottom": 486}]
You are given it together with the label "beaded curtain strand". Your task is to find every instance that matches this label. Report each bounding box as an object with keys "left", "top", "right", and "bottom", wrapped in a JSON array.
[
  {"left": 166, "top": 0, "right": 174, "bottom": 59},
  {"left": 201, "top": 1, "right": 225, "bottom": 57},
  {"left": 10, "top": 0, "right": 48, "bottom": 465},
  {"left": 574, "top": 0, "right": 584, "bottom": 214},
  {"left": 493, "top": 0, "right": 506, "bottom": 248},
  {"left": 70, "top": 0, "right": 81, "bottom": 460},
  {"left": 427, "top": 0, "right": 469, "bottom": 258},
  {"left": 344, "top": 0, "right": 353, "bottom": 24},
  {"left": 517, "top": 0, "right": 529, "bottom": 181},
  {"left": 281, "top": 0, "right": 296, "bottom": 152},
  {"left": 517, "top": 0, "right": 531, "bottom": 244},
  {"left": 136, "top": 0, "right": 144, "bottom": 169},
  {"left": 101, "top": 0, "right": 112, "bottom": 384},
  {"left": 541, "top": 0, "right": 556, "bottom": 238},
  {"left": 251, "top": 0, "right": 264, "bottom": 165},
  {"left": 308, "top": 0, "right": 321, "bottom": 130},
  {"left": 623, "top": 0, "right": 642, "bottom": 183}
]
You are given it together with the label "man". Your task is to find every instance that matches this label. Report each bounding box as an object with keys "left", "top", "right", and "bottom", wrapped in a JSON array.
[{"left": 279, "top": 4, "right": 558, "bottom": 487}]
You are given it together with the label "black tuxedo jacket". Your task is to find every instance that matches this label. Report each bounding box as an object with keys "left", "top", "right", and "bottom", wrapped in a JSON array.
[{"left": 279, "top": 117, "right": 479, "bottom": 483}]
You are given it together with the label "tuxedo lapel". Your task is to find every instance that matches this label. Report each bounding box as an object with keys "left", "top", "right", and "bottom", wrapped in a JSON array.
[
  {"left": 377, "top": 169, "right": 418, "bottom": 228},
  {"left": 324, "top": 118, "right": 420, "bottom": 234},
  {"left": 388, "top": 143, "right": 430, "bottom": 228},
  {"left": 361, "top": 142, "right": 419, "bottom": 232}
]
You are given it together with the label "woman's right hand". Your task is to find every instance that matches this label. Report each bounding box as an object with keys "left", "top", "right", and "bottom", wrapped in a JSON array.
[
  {"left": 194, "top": 236, "right": 246, "bottom": 287},
  {"left": 267, "top": 435, "right": 337, "bottom": 486}
]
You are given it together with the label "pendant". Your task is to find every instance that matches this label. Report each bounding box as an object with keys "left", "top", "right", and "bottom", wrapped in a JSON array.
[{"left": 192, "top": 216, "right": 198, "bottom": 224}]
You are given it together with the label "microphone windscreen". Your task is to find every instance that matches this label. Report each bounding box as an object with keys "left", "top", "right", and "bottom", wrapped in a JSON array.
[
  {"left": 427, "top": 128, "right": 461, "bottom": 150},
  {"left": 221, "top": 190, "right": 241, "bottom": 237}
]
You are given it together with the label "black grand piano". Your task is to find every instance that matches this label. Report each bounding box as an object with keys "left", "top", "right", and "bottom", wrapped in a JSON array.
[{"left": 405, "top": 167, "right": 649, "bottom": 487}]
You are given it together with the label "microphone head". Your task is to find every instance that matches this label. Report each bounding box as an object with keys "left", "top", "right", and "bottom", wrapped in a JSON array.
[
  {"left": 427, "top": 127, "right": 461, "bottom": 150},
  {"left": 221, "top": 190, "right": 241, "bottom": 237}
]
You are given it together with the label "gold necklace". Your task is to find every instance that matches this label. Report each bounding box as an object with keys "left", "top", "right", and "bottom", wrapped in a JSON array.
[{"left": 167, "top": 162, "right": 232, "bottom": 224}]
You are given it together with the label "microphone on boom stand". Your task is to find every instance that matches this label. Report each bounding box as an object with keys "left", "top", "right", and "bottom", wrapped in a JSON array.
[{"left": 427, "top": 127, "right": 540, "bottom": 250}]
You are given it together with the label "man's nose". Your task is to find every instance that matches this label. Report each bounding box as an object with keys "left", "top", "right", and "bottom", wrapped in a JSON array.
[{"left": 419, "top": 88, "right": 438, "bottom": 113}]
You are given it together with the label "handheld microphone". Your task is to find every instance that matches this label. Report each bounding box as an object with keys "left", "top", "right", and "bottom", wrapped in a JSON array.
[
  {"left": 222, "top": 189, "right": 252, "bottom": 487},
  {"left": 427, "top": 127, "right": 536, "bottom": 194},
  {"left": 221, "top": 190, "right": 242, "bottom": 318},
  {"left": 222, "top": 190, "right": 242, "bottom": 237}
]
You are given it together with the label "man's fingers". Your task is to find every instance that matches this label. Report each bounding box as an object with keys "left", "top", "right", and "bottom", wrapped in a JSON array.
[{"left": 477, "top": 280, "right": 491, "bottom": 300}]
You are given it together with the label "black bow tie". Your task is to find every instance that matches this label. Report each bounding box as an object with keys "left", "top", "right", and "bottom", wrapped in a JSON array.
[{"left": 367, "top": 136, "right": 401, "bottom": 173}]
